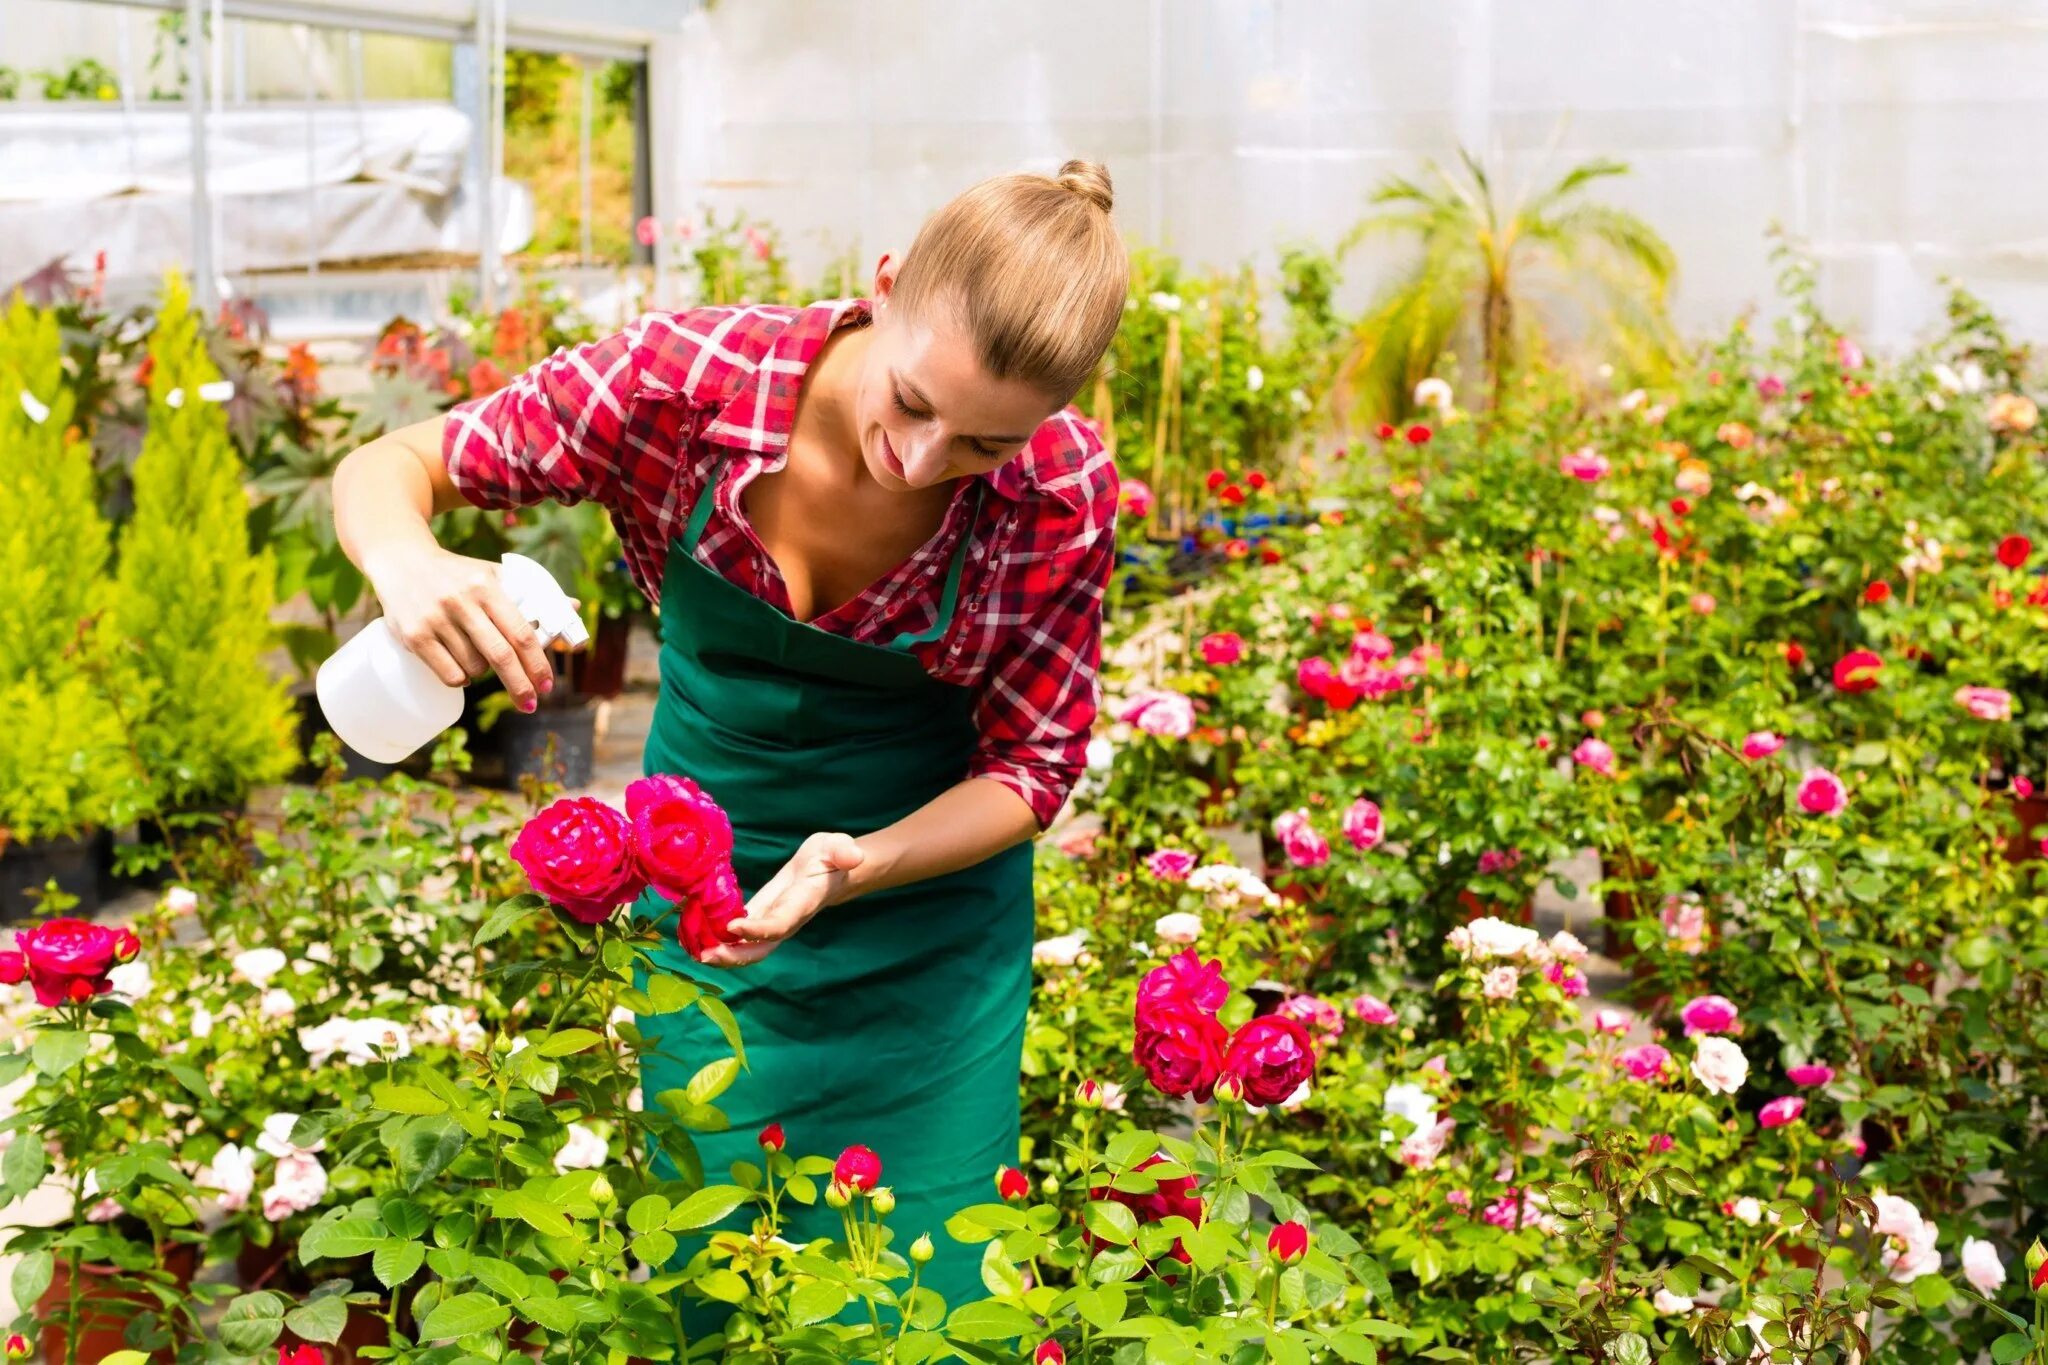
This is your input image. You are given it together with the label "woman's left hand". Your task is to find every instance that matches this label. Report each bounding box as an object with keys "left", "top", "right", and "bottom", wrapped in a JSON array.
[{"left": 697, "top": 833, "right": 866, "bottom": 968}]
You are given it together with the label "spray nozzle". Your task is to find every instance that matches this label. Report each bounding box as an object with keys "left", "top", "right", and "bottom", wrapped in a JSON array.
[{"left": 499, "top": 553, "right": 590, "bottom": 648}]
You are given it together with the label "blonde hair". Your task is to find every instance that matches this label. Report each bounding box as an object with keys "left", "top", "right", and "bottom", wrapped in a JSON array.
[{"left": 892, "top": 159, "right": 1130, "bottom": 403}]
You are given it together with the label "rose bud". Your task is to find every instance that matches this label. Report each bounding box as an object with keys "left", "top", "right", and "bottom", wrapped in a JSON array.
[
  {"left": 824, "top": 1180, "right": 851, "bottom": 1209},
  {"left": 910, "top": 1233, "right": 935, "bottom": 1265},
  {"left": 1213, "top": 1073, "right": 1246, "bottom": 1105},
  {"left": 1074, "top": 1079, "right": 1105, "bottom": 1109},
  {"left": 3, "top": 1337, "right": 26, "bottom": 1361},
  {"left": 870, "top": 1186, "right": 896, "bottom": 1215},
  {"left": 65, "top": 978, "right": 95, "bottom": 1004},
  {"left": 758, "top": 1122, "right": 785, "bottom": 1153},
  {"left": 0, "top": 953, "right": 24, "bottom": 986},
  {"left": 589, "top": 1176, "right": 614, "bottom": 1205},
  {"left": 112, "top": 929, "right": 140, "bottom": 963},
  {"left": 1268, "top": 1220, "right": 1310, "bottom": 1266},
  {"left": 996, "top": 1167, "right": 1030, "bottom": 1202},
  {"left": 1035, "top": 1341, "right": 1065, "bottom": 1365},
  {"left": 833, "top": 1144, "right": 882, "bottom": 1191}
]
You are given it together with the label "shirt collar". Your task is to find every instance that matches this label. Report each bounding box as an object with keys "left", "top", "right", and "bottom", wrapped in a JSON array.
[{"left": 700, "top": 296, "right": 1055, "bottom": 509}]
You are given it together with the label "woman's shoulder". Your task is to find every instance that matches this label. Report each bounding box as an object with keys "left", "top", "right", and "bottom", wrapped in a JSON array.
[
  {"left": 619, "top": 303, "right": 808, "bottom": 405},
  {"left": 999, "top": 405, "right": 1118, "bottom": 528}
]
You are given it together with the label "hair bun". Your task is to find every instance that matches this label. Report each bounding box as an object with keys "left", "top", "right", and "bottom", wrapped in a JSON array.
[{"left": 1056, "top": 159, "right": 1114, "bottom": 214}]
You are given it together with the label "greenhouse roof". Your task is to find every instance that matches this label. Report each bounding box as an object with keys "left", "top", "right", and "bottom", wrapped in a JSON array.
[{"left": 78, "top": 0, "right": 687, "bottom": 60}]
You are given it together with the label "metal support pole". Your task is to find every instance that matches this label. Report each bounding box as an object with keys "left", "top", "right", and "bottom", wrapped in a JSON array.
[
  {"left": 302, "top": 23, "right": 320, "bottom": 278},
  {"left": 185, "top": 0, "right": 215, "bottom": 310},
  {"left": 476, "top": 0, "right": 507, "bottom": 311},
  {"left": 211, "top": 0, "right": 228, "bottom": 295},
  {"left": 579, "top": 58, "right": 594, "bottom": 267}
]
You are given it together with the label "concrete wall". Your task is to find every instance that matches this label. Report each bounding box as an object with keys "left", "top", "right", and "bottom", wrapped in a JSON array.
[{"left": 653, "top": 0, "right": 2048, "bottom": 351}]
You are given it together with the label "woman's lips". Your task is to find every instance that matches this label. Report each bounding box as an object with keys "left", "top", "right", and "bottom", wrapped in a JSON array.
[{"left": 880, "top": 433, "right": 906, "bottom": 481}]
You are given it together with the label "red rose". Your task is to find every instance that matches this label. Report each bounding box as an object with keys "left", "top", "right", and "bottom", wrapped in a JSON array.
[
  {"left": 1832, "top": 649, "right": 1883, "bottom": 693},
  {"left": 833, "top": 1144, "right": 882, "bottom": 1190},
  {"left": 1260, "top": 545, "right": 1283, "bottom": 565},
  {"left": 1405, "top": 424, "right": 1432, "bottom": 445},
  {"left": 1863, "top": 581, "right": 1890, "bottom": 605},
  {"left": 676, "top": 862, "right": 745, "bottom": 961},
  {"left": 1267, "top": 1220, "right": 1309, "bottom": 1265},
  {"left": 1999, "top": 534, "right": 2032, "bottom": 568},
  {"left": 1220, "top": 484, "right": 1246, "bottom": 506},
  {"left": 1374, "top": 422, "right": 1396, "bottom": 440},
  {"left": 1219, "top": 1015, "right": 1316, "bottom": 1106},
  {"left": 758, "top": 1122, "right": 785, "bottom": 1152},
  {"left": 626, "top": 774, "right": 735, "bottom": 904},
  {"left": 996, "top": 1166, "right": 1030, "bottom": 1201},
  {"left": 1321, "top": 681, "right": 1360, "bottom": 711},
  {"left": 1137, "top": 950, "right": 1231, "bottom": 1018},
  {"left": 1133, "top": 1003, "right": 1228, "bottom": 1102},
  {"left": 508, "top": 798, "right": 646, "bottom": 924},
  {"left": 278, "top": 1346, "right": 322, "bottom": 1365},
  {"left": 1670, "top": 498, "right": 1691, "bottom": 517},
  {"left": 1205, "top": 470, "right": 1227, "bottom": 491},
  {"left": 1035, "top": 1343, "right": 1064, "bottom": 1365},
  {"left": 16, "top": 919, "right": 120, "bottom": 1008},
  {"left": 0, "top": 953, "right": 24, "bottom": 986},
  {"left": 1785, "top": 641, "right": 1807, "bottom": 667},
  {"left": 111, "top": 928, "right": 139, "bottom": 962},
  {"left": 1247, "top": 471, "right": 1268, "bottom": 491}
]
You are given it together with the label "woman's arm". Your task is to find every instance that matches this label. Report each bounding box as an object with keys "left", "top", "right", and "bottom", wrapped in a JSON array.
[{"left": 332, "top": 414, "right": 556, "bottom": 709}]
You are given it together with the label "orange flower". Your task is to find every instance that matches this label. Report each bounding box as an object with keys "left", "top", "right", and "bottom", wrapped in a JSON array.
[
  {"left": 468, "top": 359, "right": 508, "bottom": 395},
  {"left": 1716, "top": 421, "right": 1754, "bottom": 450}
]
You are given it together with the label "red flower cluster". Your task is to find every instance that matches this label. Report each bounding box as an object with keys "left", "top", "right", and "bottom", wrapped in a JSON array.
[
  {"left": 1132, "top": 952, "right": 1316, "bottom": 1106},
  {"left": 508, "top": 775, "right": 741, "bottom": 960},
  {"left": 3, "top": 919, "right": 138, "bottom": 1007}
]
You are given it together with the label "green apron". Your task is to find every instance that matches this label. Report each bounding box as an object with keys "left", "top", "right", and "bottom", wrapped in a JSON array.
[{"left": 632, "top": 460, "right": 1035, "bottom": 1332}]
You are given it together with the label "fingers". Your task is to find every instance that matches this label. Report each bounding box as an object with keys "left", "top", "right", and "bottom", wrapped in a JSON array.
[
  {"left": 476, "top": 587, "right": 556, "bottom": 703},
  {"left": 449, "top": 594, "right": 542, "bottom": 710},
  {"left": 405, "top": 633, "right": 470, "bottom": 689},
  {"left": 699, "top": 939, "right": 779, "bottom": 969}
]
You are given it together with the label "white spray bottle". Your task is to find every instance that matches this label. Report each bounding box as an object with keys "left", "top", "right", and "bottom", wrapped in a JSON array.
[{"left": 316, "top": 553, "right": 589, "bottom": 763}]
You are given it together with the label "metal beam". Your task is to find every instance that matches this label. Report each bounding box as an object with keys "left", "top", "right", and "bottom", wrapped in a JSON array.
[
  {"left": 75, "top": 0, "right": 659, "bottom": 61},
  {"left": 185, "top": 0, "right": 215, "bottom": 310}
]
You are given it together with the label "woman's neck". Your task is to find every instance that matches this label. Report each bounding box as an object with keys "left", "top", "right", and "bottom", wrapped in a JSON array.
[{"left": 793, "top": 322, "right": 873, "bottom": 485}]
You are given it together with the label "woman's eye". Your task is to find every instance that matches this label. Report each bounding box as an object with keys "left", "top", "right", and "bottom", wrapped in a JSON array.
[
  {"left": 970, "top": 441, "right": 1003, "bottom": 459},
  {"left": 891, "top": 390, "right": 929, "bottom": 420}
]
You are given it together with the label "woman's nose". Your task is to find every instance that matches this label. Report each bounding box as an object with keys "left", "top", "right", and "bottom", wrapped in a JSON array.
[{"left": 900, "top": 435, "right": 952, "bottom": 486}]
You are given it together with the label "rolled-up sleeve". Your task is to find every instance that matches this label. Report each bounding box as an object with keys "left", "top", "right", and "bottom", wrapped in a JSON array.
[{"left": 967, "top": 464, "right": 1118, "bottom": 828}]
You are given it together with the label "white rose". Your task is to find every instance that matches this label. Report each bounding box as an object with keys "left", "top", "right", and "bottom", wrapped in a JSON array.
[
  {"left": 198, "top": 1143, "right": 257, "bottom": 1223},
  {"left": 256, "top": 1112, "right": 325, "bottom": 1161},
  {"left": 554, "top": 1122, "right": 609, "bottom": 1173},
  {"left": 257, "top": 989, "right": 296, "bottom": 1021},
  {"left": 1413, "top": 377, "right": 1453, "bottom": 413},
  {"left": 1691, "top": 1037, "right": 1748, "bottom": 1095},
  {"left": 1153, "top": 912, "right": 1202, "bottom": 945},
  {"left": 1463, "top": 917, "right": 1541, "bottom": 961},
  {"left": 190, "top": 1005, "right": 214, "bottom": 1038},
  {"left": 107, "top": 961, "right": 151, "bottom": 1000},
  {"left": 1960, "top": 1237, "right": 2004, "bottom": 1295},
  {"left": 1245, "top": 364, "right": 1265, "bottom": 393},
  {"left": 1032, "top": 932, "right": 1088, "bottom": 967},
  {"left": 1380, "top": 1083, "right": 1437, "bottom": 1142},
  {"left": 165, "top": 887, "right": 199, "bottom": 915},
  {"left": 234, "top": 948, "right": 288, "bottom": 989},
  {"left": 1652, "top": 1289, "right": 1694, "bottom": 1314},
  {"left": 1732, "top": 1197, "right": 1763, "bottom": 1226}
]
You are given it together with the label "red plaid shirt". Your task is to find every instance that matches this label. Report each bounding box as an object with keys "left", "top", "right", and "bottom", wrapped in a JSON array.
[{"left": 445, "top": 299, "right": 1117, "bottom": 827}]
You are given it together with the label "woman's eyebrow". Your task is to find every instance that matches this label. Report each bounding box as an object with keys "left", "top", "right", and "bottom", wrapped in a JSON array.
[{"left": 896, "top": 374, "right": 1032, "bottom": 444}]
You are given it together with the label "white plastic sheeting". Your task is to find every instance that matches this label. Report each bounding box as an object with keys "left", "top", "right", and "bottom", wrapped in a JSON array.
[
  {"left": 0, "top": 103, "right": 532, "bottom": 281},
  {"left": 652, "top": 0, "right": 2048, "bottom": 351}
]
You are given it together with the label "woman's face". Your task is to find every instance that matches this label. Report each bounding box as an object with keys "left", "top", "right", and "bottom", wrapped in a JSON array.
[{"left": 854, "top": 258, "right": 1066, "bottom": 491}]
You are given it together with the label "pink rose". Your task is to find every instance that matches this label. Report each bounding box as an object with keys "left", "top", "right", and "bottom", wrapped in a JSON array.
[
  {"left": 1350, "top": 630, "right": 1395, "bottom": 663},
  {"left": 1341, "top": 798, "right": 1385, "bottom": 852},
  {"left": 1273, "top": 809, "right": 1330, "bottom": 868},
  {"left": 1296, "top": 657, "right": 1337, "bottom": 698},
  {"left": 676, "top": 863, "right": 745, "bottom": 961},
  {"left": 1276, "top": 994, "right": 1344, "bottom": 1046},
  {"left": 1619, "top": 1044, "right": 1672, "bottom": 1082},
  {"left": 1559, "top": 447, "right": 1611, "bottom": 482},
  {"left": 1481, "top": 966, "right": 1519, "bottom": 1000},
  {"left": 1787, "top": 1063, "right": 1835, "bottom": 1087},
  {"left": 1757, "top": 373, "right": 1786, "bottom": 400},
  {"left": 1348, "top": 993, "right": 1396, "bottom": 1026},
  {"left": 1145, "top": 849, "right": 1197, "bottom": 882},
  {"left": 1133, "top": 1004, "right": 1228, "bottom": 1102},
  {"left": 1678, "top": 994, "right": 1739, "bottom": 1038},
  {"left": 1646, "top": 1133, "right": 1674, "bottom": 1155},
  {"left": 1691, "top": 1037, "right": 1749, "bottom": 1095},
  {"left": 1741, "top": 731, "right": 1784, "bottom": 760},
  {"left": 1759, "top": 1096, "right": 1804, "bottom": 1129},
  {"left": 1955, "top": 685, "right": 2014, "bottom": 721},
  {"left": 1797, "top": 767, "right": 1848, "bottom": 816},
  {"left": 1218, "top": 1015, "right": 1317, "bottom": 1105},
  {"left": 1837, "top": 336, "right": 1864, "bottom": 370},
  {"left": 261, "top": 1153, "right": 328, "bottom": 1222},
  {"left": 1572, "top": 738, "right": 1617, "bottom": 777},
  {"left": 1545, "top": 961, "right": 1588, "bottom": 998},
  {"left": 1117, "top": 691, "right": 1195, "bottom": 738},
  {"left": 625, "top": 774, "right": 734, "bottom": 904},
  {"left": 1592, "top": 1008, "right": 1630, "bottom": 1036},
  {"left": 1137, "top": 950, "right": 1231, "bottom": 1019},
  {"left": 16, "top": 918, "right": 124, "bottom": 1007},
  {"left": 1690, "top": 593, "right": 1717, "bottom": 616},
  {"left": 509, "top": 797, "right": 647, "bottom": 924},
  {"left": 1399, "top": 1117, "right": 1456, "bottom": 1170},
  {"left": 1199, "top": 632, "right": 1246, "bottom": 666},
  {"left": 1119, "top": 478, "right": 1155, "bottom": 520}
]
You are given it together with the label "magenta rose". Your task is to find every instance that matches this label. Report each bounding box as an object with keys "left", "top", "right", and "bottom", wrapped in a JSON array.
[
  {"left": 1145, "top": 849, "right": 1197, "bottom": 882},
  {"left": 1787, "top": 1062, "right": 1836, "bottom": 1088},
  {"left": 1199, "top": 632, "right": 1245, "bottom": 667},
  {"left": 1341, "top": 798, "right": 1384, "bottom": 852},
  {"left": 1678, "top": 994, "right": 1740, "bottom": 1038},
  {"left": 677, "top": 862, "right": 746, "bottom": 961},
  {"left": 1296, "top": 656, "right": 1336, "bottom": 699},
  {"left": 1133, "top": 1004, "right": 1228, "bottom": 1102},
  {"left": 1759, "top": 1096, "right": 1805, "bottom": 1129},
  {"left": 1137, "top": 950, "right": 1230, "bottom": 1020},
  {"left": 1273, "top": 809, "right": 1330, "bottom": 869},
  {"left": 1219, "top": 1015, "right": 1316, "bottom": 1106},
  {"left": 1618, "top": 1043, "right": 1672, "bottom": 1082},
  {"left": 626, "top": 774, "right": 734, "bottom": 903},
  {"left": 17, "top": 919, "right": 122, "bottom": 1007},
  {"left": 509, "top": 797, "right": 647, "bottom": 924}
]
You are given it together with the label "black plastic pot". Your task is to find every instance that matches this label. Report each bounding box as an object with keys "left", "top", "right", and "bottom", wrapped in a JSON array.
[
  {"left": 486, "top": 701, "right": 598, "bottom": 789},
  {"left": 0, "top": 829, "right": 111, "bottom": 919},
  {"left": 291, "top": 690, "right": 413, "bottom": 783}
]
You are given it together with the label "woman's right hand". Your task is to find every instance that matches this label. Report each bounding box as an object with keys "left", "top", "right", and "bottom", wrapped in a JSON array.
[{"left": 365, "top": 544, "right": 555, "bottom": 710}]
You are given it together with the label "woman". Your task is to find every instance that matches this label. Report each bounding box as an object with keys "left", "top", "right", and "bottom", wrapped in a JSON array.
[{"left": 333, "top": 161, "right": 1129, "bottom": 1322}]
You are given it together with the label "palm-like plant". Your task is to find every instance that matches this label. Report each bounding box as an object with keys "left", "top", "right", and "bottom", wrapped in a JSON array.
[{"left": 1336, "top": 151, "right": 1678, "bottom": 422}]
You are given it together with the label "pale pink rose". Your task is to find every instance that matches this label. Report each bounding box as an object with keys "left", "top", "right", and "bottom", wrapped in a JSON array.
[
  {"left": 1797, "top": 767, "right": 1848, "bottom": 816},
  {"left": 1759, "top": 1096, "right": 1804, "bottom": 1128},
  {"left": 1691, "top": 1037, "right": 1749, "bottom": 1095},
  {"left": 257, "top": 989, "right": 296, "bottom": 1021},
  {"left": 1572, "top": 737, "right": 1617, "bottom": 776},
  {"left": 1741, "top": 731, "right": 1784, "bottom": 760},
  {"left": 1690, "top": 593, "right": 1716, "bottom": 616},
  {"left": 1348, "top": 994, "right": 1397, "bottom": 1026},
  {"left": 1146, "top": 849, "right": 1197, "bottom": 882},
  {"left": 1031, "top": 932, "right": 1088, "bottom": 967},
  {"left": 1153, "top": 912, "right": 1202, "bottom": 945},
  {"left": 1837, "top": 336, "right": 1864, "bottom": 371},
  {"left": 1653, "top": 1289, "right": 1694, "bottom": 1315},
  {"left": 1678, "top": 995, "right": 1739, "bottom": 1038},
  {"left": 1277, "top": 994, "right": 1344, "bottom": 1046},
  {"left": 1098, "top": 1081, "right": 1128, "bottom": 1113},
  {"left": 1871, "top": 1194, "right": 1926, "bottom": 1241},
  {"left": 1591, "top": 1008, "right": 1630, "bottom": 1036},
  {"left": 1351, "top": 630, "right": 1394, "bottom": 663},
  {"left": 1960, "top": 1237, "right": 2004, "bottom": 1295},
  {"left": 165, "top": 887, "right": 199, "bottom": 915},
  {"left": 1560, "top": 447, "right": 1611, "bottom": 482},
  {"left": 1757, "top": 373, "right": 1786, "bottom": 400},
  {"left": 1548, "top": 931, "right": 1588, "bottom": 963},
  {"left": 553, "top": 1122, "right": 608, "bottom": 1173},
  {"left": 1955, "top": 686, "right": 2014, "bottom": 721},
  {"left": 1619, "top": 1044, "right": 1671, "bottom": 1082},
  {"left": 1446, "top": 1189, "right": 1471, "bottom": 1209},
  {"left": 1661, "top": 894, "right": 1710, "bottom": 954},
  {"left": 1481, "top": 966, "right": 1519, "bottom": 1000},
  {"left": 1884, "top": 1219, "right": 1942, "bottom": 1283},
  {"left": 1445, "top": 925, "right": 1472, "bottom": 956},
  {"left": 1399, "top": 1118, "right": 1456, "bottom": 1171},
  {"left": 233, "top": 948, "right": 288, "bottom": 989},
  {"left": 197, "top": 1144, "right": 257, "bottom": 1223},
  {"left": 1341, "top": 798, "right": 1385, "bottom": 852},
  {"left": 261, "top": 1153, "right": 328, "bottom": 1221},
  {"left": 1117, "top": 691, "right": 1195, "bottom": 738},
  {"left": 255, "top": 1113, "right": 324, "bottom": 1162},
  {"left": 1787, "top": 1063, "right": 1835, "bottom": 1087}
]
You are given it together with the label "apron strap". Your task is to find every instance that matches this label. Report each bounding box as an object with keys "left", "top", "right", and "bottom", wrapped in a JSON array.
[{"left": 681, "top": 456, "right": 986, "bottom": 653}]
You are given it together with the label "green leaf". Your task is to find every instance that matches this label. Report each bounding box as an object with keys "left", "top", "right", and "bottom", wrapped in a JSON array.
[
  {"left": 10, "top": 1250, "right": 52, "bottom": 1310},
  {"left": 285, "top": 1293, "right": 350, "bottom": 1344},
  {"left": 31, "top": 1030, "right": 88, "bottom": 1078},
  {"left": 1610, "top": 1332, "right": 1649, "bottom": 1365},
  {"left": 687, "top": 1056, "right": 740, "bottom": 1105},
  {"left": 789, "top": 1279, "right": 850, "bottom": 1327},
  {"left": 520, "top": 1295, "right": 587, "bottom": 1332},
  {"left": 1076, "top": 1284, "right": 1126, "bottom": 1331},
  {"left": 474, "top": 896, "right": 539, "bottom": 947},
  {"left": 165, "top": 1062, "right": 211, "bottom": 1103},
  {"left": 665, "top": 1184, "right": 749, "bottom": 1231},
  {"left": 419, "top": 1291, "right": 512, "bottom": 1341},
  {"left": 1083, "top": 1200, "right": 1139, "bottom": 1246},
  {"left": 1242, "top": 1150, "right": 1322, "bottom": 1171},
  {"left": 537, "top": 1028, "right": 604, "bottom": 1057},
  {"left": 3, "top": 1132, "right": 48, "bottom": 1202},
  {"left": 372, "top": 1240, "right": 425, "bottom": 1289},
  {"left": 696, "top": 1268, "right": 750, "bottom": 1304},
  {"left": 1911, "top": 1273, "right": 1952, "bottom": 1309},
  {"left": 945, "top": 1299, "right": 1038, "bottom": 1342},
  {"left": 98, "top": 1354, "right": 151, "bottom": 1365},
  {"left": 980, "top": 1239, "right": 1024, "bottom": 1298},
  {"left": 1269, "top": 1329, "right": 1311, "bottom": 1365},
  {"left": 503, "top": 1192, "right": 572, "bottom": 1238},
  {"left": 299, "top": 1217, "right": 387, "bottom": 1262},
  {"left": 695, "top": 995, "right": 746, "bottom": 1067},
  {"left": 1663, "top": 1263, "right": 1700, "bottom": 1299},
  {"left": 630, "top": 1231, "right": 677, "bottom": 1268},
  {"left": 380, "top": 1199, "right": 431, "bottom": 1241},
  {"left": 1991, "top": 1333, "right": 2032, "bottom": 1364},
  {"left": 627, "top": 1194, "right": 670, "bottom": 1233},
  {"left": 645, "top": 974, "right": 700, "bottom": 1015},
  {"left": 372, "top": 1083, "right": 448, "bottom": 1116},
  {"left": 219, "top": 1291, "right": 288, "bottom": 1353}
]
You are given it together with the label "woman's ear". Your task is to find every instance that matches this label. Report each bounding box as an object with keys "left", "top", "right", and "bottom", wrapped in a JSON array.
[{"left": 873, "top": 253, "right": 897, "bottom": 307}]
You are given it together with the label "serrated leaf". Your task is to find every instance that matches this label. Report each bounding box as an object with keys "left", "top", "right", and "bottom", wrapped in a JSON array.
[
  {"left": 1083, "top": 1200, "right": 1139, "bottom": 1246},
  {"left": 1076, "top": 1284, "right": 1126, "bottom": 1331},
  {"left": 419, "top": 1291, "right": 511, "bottom": 1341},
  {"left": 945, "top": 1299, "right": 1037, "bottom": 1342},
  {"left": 10, "top": 1250, "right": 52, "bottom": 1310},
  {"left": 980, "top": 1238, "right": 1024, "bottom": 1298},
  {"left": 285, "top": 1292, "right": 350, "bottom": 1344},
  {"left": 687, "top": 1056, "right": 740, "bottom": 1105},
  {"left": 789, "top": 1279, "right": 850, "bottom": 1327},
  {"left": 372, "top": 1083, "right": 448, "bottom": 1116},
  {"left": 537, "top": 1028, "right": 604, "bottom": 1057},
  {"left": 299, "top": 1217, "right": 387, "bottom": 1263},
  {"left": 627, "top": 1195, "right": 670, "bottom": 1232},
  {"left": 4, "top": 1134, "right": 48, "bottom": 1202},
  {"left": 1991, "top": 1333, "right": 2032, "bottom": 1364},
  {"left": 664, "top": 1184, "right": 748, "bottom": 1231},
  {"left": 372, "top": 1240, "right": 425, "bottom": 1289},
  {"left": 31, "top": 1030, "right": 88, "bottom": 1078},
  {"left": 645, "top": 975, "right": 699, "bottom": 1015},
  {"left": 630, "top": 1230, "right": 677, "bottom": 1268},
  {"left": 219, "top": 1291, "right": 288, "bottom": 1353},
  {"left": 474, "top": 895, "right": 540, "bottom": 947},
  {"left": 517, "top": 1295, "right": 582, "bottom": 1332},
  {"left": 695, "top": 995, "right": 745, "bottom": 1068},
  {"left": 380, "top": 1199, "right": 430, "bottom": 1241}
]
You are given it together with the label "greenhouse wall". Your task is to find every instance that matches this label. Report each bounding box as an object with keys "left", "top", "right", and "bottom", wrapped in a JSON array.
[{"left": 656, "top": 0, "right": 2048, "bottom": 350}]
